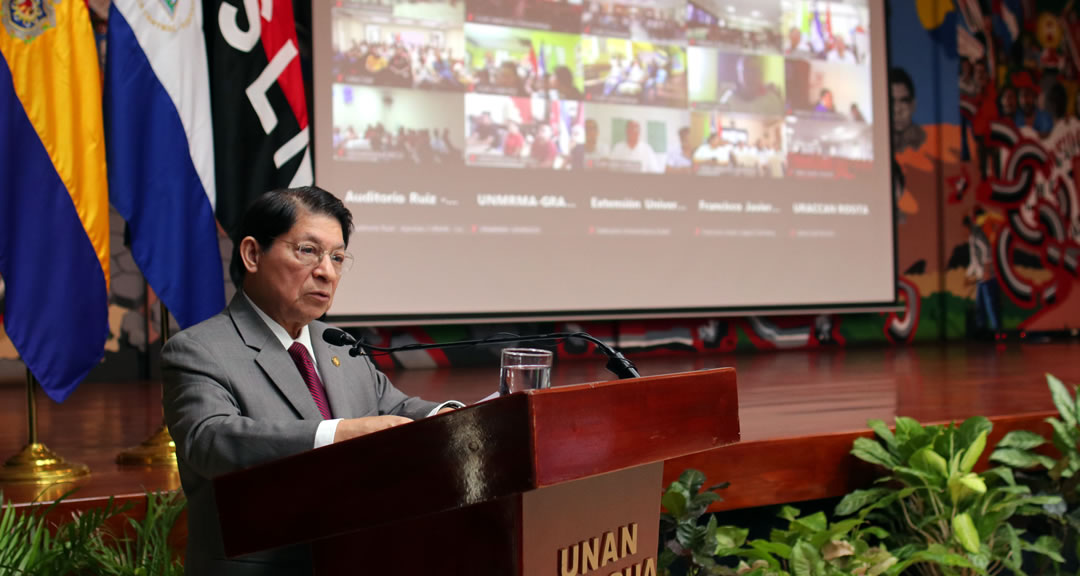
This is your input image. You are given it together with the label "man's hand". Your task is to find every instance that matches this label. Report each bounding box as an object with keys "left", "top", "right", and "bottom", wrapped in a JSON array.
[{"left": 333, "top": 415, "right": 413, "bottom": 443}]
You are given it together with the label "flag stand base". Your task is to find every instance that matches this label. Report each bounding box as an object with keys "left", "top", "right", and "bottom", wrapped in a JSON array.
[
  {"left": 116, "top": 425, "right": 178, "bottom": 467},
  {"left": 117, "top": 303, "right": 178, "bottom": 468},
  {"left": 0, "top": 370, "right": 90, "bottom": 485},
  {"left": 0, "top": 443, "right": 90, "bottom": 484}
]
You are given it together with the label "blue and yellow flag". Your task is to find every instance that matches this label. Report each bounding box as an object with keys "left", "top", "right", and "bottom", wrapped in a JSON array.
[{"left": 0, "top": 0, "right": 110, "bottom": 402}]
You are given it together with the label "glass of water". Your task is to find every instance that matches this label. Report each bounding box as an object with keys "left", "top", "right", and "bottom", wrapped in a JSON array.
[{"left": 499, "top": 348, "right": 553, "bottom": 395}]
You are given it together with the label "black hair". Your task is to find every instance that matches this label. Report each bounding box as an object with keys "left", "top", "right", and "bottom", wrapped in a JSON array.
[
  {"left": 889, "top": 67, "right": 915, "bottom": 98},
  {"left": 229, "top": 186, "right": 354, "bottom": 288}
]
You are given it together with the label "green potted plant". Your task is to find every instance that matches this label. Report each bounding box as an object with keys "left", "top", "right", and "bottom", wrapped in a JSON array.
[
  {"left": 837, "top": 416, "right": 1064, "bottom": 575},
  {"left": 988, "top": 373, "right": 1080, "bottom": 574},
  {"left": 658, "top": 471, "right": 897, "bottom": 576},
  {"left": 711, "top": 505, "right": 898, "bottom": 576},
  {"left": 0, "top": 489, "right": 186, "bottom": 576}
]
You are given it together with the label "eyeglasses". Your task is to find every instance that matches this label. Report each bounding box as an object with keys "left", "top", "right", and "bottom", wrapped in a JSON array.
[{"left": 277, "top": 240, "right": 354, "bottom": 274}]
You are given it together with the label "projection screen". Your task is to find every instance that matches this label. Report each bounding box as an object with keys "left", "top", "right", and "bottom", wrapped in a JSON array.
[{"left": 313, "top": 0, "right": 896, "bottom": 322}]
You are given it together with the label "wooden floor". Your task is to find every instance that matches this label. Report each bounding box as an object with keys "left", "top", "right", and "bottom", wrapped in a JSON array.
[{"left": 1, "top": 342, "right": 1077, "bottom": 510}]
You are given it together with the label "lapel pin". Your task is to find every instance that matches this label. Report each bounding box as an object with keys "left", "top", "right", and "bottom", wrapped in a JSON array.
[{"left": 332, "top": 356, "right": 341, "bottom": 367}]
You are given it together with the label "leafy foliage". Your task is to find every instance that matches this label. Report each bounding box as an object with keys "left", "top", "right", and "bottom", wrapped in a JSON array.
[
  {"left": 0, "top": 489, "right": 186, "bottom": 576},
  {"left": 839, "top": 416, "right": 1064, "bottom": 576},
  {"left": 989, "top": 375, "right": 1080, "bottom": 490},
  {"left": 659, "top": 472, "right": 897, "bottom": 576},
  {"left": 659, "top": 469, "right": 732, "bottom": 576},
  {"left": 711, "top": 505, "right": 899, "bottom": 576},
  {"left": 986, "top": 373, "right": 1080, "bottom": 575}
]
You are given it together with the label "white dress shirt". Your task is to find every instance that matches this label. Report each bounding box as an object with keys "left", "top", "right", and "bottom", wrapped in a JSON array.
[
  {"left": 243, "top": 293, "right": 456, "bottom": 449},
  {"left": 610, "top": 140, "right": 662, "bottom": 173}
]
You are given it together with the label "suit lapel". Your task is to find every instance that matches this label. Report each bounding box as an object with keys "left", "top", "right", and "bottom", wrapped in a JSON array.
[
  {"left": 229, "top": 294, "right": 322, "bottom": 420},
  {"left": 310, "top": 322, "right": 354, "bottom": 419}
]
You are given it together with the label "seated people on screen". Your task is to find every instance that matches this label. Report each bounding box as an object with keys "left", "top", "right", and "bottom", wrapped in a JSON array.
[
  {"left": 503, "top": 121, "right": 526, "bottom": 156},
  {"left": 603, "top": 57, "right": 647, "bottom": 96},
  {"left": 693, "top": 132, "right": 732, "bottom": 166},
  {"left": 850, "top": 103, "right": 867, "bottom": 123},
  {"left": 609, "top": 120, "right": 662, "bottom": 173},
  {"left": 335, "top": 40, "right": 470, "bottom": 90},
  {"left": 815, "top": 89, "right": 836, "bottom": 114},
  {"left": 335, "top": 123, "right": 459, "bottom": 164},
  {"left": 665, "top": 127, "right": 693, "bottom": 173},
  {"left": 530, "top": 124, "right": 559, "bottom": 168},
  {"left": 826, "top": 36, "right": 858, "bottom": 65},
  {"left": 469, "top": 111, "right": 503, "bottom": 151},
  {"left": 551, "top": 66, "right": 584, "bottom": 100},
  {"left": 163, "top": 187, "right": 462, "bottom": 576},
  {"left": 571, "top": 119, "right": 606, "bottom": 169},
  {"left": 786, "top": 27, "right": 811, "bottom": 57}
]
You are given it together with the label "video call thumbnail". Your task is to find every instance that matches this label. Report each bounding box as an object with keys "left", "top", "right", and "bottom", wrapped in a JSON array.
[
  {"left": 784, "top": 59, "right": 872, "bottom": 123},
  {"left": 786, "top": 117, "right": 872, "bottom": 179},
  {"left": 686, "top": 0, "right": 782, "bottom": 53},
  {"left": 688, "top": 111, "right": 785, "bottom": 178},
  {"left": 581, "top": 38, "right": 687, "bottom": 108},
  {"left": 466, "top": 0, "right": 583, "bottom": 32},
  {"left": 464, "top": 94, "right": 585, "bottom": 169},
  {"left": 583, "top": 102, "right": 690, "bottom": 174},
  {"left": 337, "top": 0, "right": 465, "bottom": 25},
  {"left": 780, "top": 0, "right": 870, "bottom": 64},
  {"left": 688, "top": 49, "right": 785, "bottom": 115},
  {"left": 465, "top": 24, "right": 584, "bottom": 99},
  {"left": 332, "top": 8, "right": 473, "bottom": 92},
  {"left": 332, "top": 84, "right": 466, "bottom": 165},
  {"left": 581, "top": 0, "right": 685, "bottom": 43}
]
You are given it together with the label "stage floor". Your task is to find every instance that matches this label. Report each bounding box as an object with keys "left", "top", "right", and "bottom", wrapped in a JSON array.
[{"left": 1, "top": 342, "right": 1077, "bottom": 507}]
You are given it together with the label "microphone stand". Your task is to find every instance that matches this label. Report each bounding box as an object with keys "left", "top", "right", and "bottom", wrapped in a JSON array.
[{"left": 345, "top": 332, "right": 640, "bottom": 380}]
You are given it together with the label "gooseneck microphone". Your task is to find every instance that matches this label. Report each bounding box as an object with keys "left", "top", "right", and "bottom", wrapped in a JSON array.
[
  {"left": 322, "top": 328, "right": 358, "bottom": 347},
  {"left": 321, "top": 329, "right": 640, "bottom": 380}
]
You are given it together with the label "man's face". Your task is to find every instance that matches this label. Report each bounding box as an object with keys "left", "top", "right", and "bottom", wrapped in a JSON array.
[
  {"left": 625, "top": 121, "right": 640, "bottom": 148},
  {"left": 973, "top": 63, "right": 987, "bottom": 91},
  {"left": 585, "top": 119, "right": 598, "bottom": 147},
  {"left": 1001, "top": 89, "right": 1017, "bottom": 115},
  {"left": 891, "top": 82, "right": 914, "bottom": 133},
  {"left": 247, "top": 211, "right": 345, "bottom": 331},
  {"left": 1019, "top": 88, "right": 1036, "bottom": 114},
  {"left": 680, "top": 131, "right": 691, "bottom": 153},
  {"left": 788, "top": 28, "right": 801, "bottom": 49}
]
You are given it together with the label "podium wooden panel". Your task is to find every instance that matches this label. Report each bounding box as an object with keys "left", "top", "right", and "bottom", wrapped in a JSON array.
[{"left": 213, "top": 368, "right": 739, "bottom": 575}]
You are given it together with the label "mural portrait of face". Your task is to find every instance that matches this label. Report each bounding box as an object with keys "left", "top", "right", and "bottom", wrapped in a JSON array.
[{"left": 890, "top": 73, "right": 914, "bottom": 135}]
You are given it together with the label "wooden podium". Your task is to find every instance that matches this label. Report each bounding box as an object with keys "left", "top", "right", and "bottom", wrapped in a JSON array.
[{"left": 214, "top": 368, "right": 739, "bottom": 575}]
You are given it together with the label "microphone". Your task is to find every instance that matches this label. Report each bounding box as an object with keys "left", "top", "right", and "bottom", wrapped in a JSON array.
[
  {"left": 322, "top": 328, "right": 357, "bottom": 347},
  {"left": 322, "top": 329, "right": 640, "bottom": 380}
]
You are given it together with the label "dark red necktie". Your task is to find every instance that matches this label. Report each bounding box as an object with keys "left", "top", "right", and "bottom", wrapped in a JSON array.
[{"left": 287, "top": 342, "right": 332, "bottom": 419}]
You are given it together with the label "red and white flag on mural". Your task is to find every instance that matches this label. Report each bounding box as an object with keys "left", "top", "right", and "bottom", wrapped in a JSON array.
[{"left": 204, "top": 0, "right": 313, "bottom": 236}]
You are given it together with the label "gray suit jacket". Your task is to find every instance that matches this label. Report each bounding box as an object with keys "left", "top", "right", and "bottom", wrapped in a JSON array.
[{"left": 163, "top": 294, "right": 439, "bottom": 576}]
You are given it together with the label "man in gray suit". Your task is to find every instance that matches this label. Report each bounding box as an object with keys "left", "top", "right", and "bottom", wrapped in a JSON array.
[{"left": 163, "top": 186, "right": 462, "bottom": 575}]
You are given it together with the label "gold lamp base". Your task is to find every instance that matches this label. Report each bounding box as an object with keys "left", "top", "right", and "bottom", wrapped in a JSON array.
[
  {"left": 0, "top": 443, "right": 90, "bottom": 484},
  {"left": 116, "top": 425, "right": 177, "bottom": 467}
]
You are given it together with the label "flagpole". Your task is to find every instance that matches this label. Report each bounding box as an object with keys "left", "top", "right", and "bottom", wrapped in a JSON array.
[
  {"left": 116, "top": 300, "right": 177, "bottom": 467},
  {"left": 0, "top": 368, "right": 90, "bottom": 484}
]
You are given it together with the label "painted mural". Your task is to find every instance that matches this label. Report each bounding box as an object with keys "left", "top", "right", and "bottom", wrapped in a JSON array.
[{"left": 2, "top": 0, "right": 1079, "bottom": 382}]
